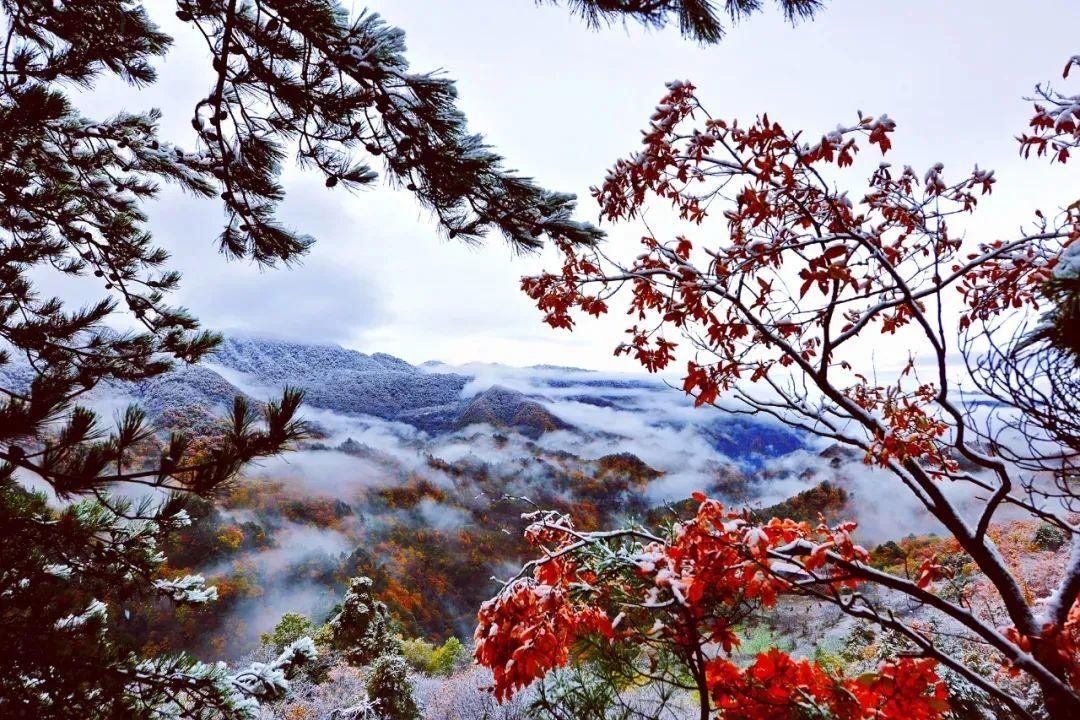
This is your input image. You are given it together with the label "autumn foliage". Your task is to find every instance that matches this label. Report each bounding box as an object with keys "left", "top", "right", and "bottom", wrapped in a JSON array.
[
  {"left": 487, "top": 55, "right": 1080, "bottom": 719},
  {"left": 474, "top": 578, "right": 612, "bottom": 702},
  {"left": 474, "top": 501, "right": 949, "bottom": 718},
  {"left": 706, "top": 651, "right": 947, "bottom": 720}
]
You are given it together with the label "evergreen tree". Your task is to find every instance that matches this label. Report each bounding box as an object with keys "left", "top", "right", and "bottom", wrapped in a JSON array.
[
  {"left": 1030, "top": 260, "right": 1080, "bottom": 359},
  {"left": 365, "top": 654, "right": 419, "bottom": 720},
  {"left": 545, "top": 0, "right": 823, "bottom": 44},
  {"left": 262, "top": 612, "right": 337, "bottom": 684},
  {"left": 330, "top": 576, "right": 396, "bottom": 666}
]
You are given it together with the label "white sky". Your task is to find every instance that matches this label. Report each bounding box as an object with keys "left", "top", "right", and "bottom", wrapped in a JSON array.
[{"left": 67, "top": 0, "right": 1080, "bottom": 371}]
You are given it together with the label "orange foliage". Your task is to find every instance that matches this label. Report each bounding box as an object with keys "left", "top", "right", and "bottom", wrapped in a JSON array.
[
  {"left": 707, "top": 651, "right": 947, "bottom": 720},
  {"left": 475, "top": 498, "right": 947, "bottom": 718},
  {"left": 474, "top": 579, "right": 613, "bottom": 702}
]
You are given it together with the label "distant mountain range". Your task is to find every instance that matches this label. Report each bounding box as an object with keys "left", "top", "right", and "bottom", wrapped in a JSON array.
[
  {"left": 51, "top": 337, "right": 564, "bottom": 438},
  {"left": 1, "top": 335, "right": 806, "bottom": 465},
  {"left": 207, "top": 338, "right": 803, "bottom": 462}
]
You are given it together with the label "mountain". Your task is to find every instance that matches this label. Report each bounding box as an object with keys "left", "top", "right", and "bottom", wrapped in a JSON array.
[
  {"left": 135, "top": 431, "right": 668, "bottom": 659},
  {"left": 209, "top": 337, "right": 471, "bottom": 425},
  {"left": 53, "top": 336, "right": 846, "bottom": 661},
  {"left": 1, "top": 337, "right": 811, "bottom": 467},
  {"left": 0, "top": 337, "right": 564, "bottom": 437},
  {"left": 700, "top": 417, "right": 804, "bottom": 468},
  {"left": 118, "top": 364, "right": 252, "bottom": 435},
  {"left": 451, "top": 385, "right": 569, "bottom": 437},
  {"left": 201, "top": 338, "right": 570, "bottom": 436}
]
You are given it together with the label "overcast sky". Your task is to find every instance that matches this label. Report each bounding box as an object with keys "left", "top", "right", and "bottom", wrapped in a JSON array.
[{"left": 69, "top": 0, "right": 1080, "bottom": 370}]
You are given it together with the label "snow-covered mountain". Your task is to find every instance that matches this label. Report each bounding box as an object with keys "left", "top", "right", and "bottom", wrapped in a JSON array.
[
  {"left": 199, "top": 337, "right": 803, "bottom": 465},
  {"left": 1, "top": 335, "right": 807, "bottom": 467}
]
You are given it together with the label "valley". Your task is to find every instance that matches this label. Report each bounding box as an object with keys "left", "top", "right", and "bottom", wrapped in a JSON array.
[{"left": 60, "top": 337, "right": 951, "bottom": 662}]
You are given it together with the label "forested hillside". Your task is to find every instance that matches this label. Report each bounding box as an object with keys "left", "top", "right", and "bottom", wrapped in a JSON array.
[{"left": 54, "top": 336, "right": 820, "bottom": 659}]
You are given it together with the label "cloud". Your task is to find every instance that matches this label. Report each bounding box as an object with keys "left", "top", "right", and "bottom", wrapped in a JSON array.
[
  {"left": 415, "top": 498, "right": 472, "bottom": 530},
  {"left": 244, "top": 448, "right": 398, "bottom": 498}
]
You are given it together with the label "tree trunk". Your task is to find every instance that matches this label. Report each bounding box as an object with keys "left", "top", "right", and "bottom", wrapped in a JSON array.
[
  {"left": 1043, "top": 690, "right": 1078, "bottom": 720},
  {"left": 1037, "top": 672, "right": 1080, "bottom": 720},
  {"left": 1026, "top": 637, "right": 1080, "bottom": 720}
]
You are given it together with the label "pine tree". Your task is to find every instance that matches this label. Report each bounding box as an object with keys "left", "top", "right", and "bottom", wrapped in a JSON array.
[
  {"left": 330, "top": 576, "right": 396, "bottom": 666},
  {"left": 1030, "top": 259, "right": 1080, "bottom": 359},
  {"left": 544, "top": 0, "right": 823, "bottom": 44},
  {"left": 365, "top": 654, "right": 419, "bottom": 720}
]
